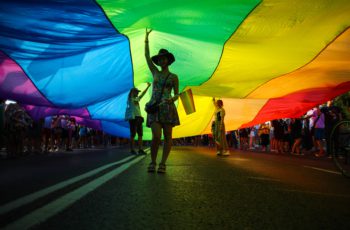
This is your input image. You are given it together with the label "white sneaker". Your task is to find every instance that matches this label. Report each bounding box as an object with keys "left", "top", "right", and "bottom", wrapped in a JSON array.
[
  {"left": 222, "top": 151, "right": 230, "bottom": 156},
  {"left": 216, "top": 151, "right": 222, "bottom": 155}
]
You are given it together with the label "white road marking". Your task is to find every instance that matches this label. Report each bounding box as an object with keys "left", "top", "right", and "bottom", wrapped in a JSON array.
[
  {"left": 3, "top": 155, "right": 146, "bottom": 230},
  {"left": 0, "top": 155, "right": 134, "bottom": 215},
  {"left": 303, "top": 166, "right": 341, "bottom": 175}
]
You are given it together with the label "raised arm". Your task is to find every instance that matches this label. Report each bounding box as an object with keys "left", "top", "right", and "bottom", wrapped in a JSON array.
[
  {"left": 145, "top": 28, "right": 157, "bottom": 74},
  {"left": 138, "top": 82, "right": 151, "bottom": 100},
  {"left": 212, "top": 97, "right": 218, "bottom": 109}
]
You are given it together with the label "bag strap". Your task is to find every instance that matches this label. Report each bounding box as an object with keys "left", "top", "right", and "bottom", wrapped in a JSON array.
[{"left": 156, "top": 73, "right": 171, "bottom": 103}]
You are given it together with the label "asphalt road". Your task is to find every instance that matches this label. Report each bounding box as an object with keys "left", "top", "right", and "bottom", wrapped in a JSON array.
[{"left": 1, "top": 146, "right": 349, "bottom": 229}]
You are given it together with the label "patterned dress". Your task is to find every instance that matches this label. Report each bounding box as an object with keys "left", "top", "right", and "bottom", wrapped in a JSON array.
[
  {"left": 146, "top": 72, "right": 180, "bottom": 127},
  {"left": 213, "top": 108, "right": 228, "bottom": 150}
]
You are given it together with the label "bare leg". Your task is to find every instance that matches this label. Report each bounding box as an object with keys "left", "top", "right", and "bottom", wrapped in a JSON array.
[
  {"left": 50, "top": 132, "right": 54, "bottom": 151},
  {"left": 316, "top": 140, "right": 325, "bottom": 155},
  {"left": 160, "top": 124, "right": 173, "bottom": 165},
  {"left": 151, "top": 122, "right": 162, "bottom": 164},
  {"left": 295, "top": 139, "right": 301, "bottom": 154},
  {"left": 216, "top": 143, "right": 221, "bottom": 152},
  {"left": 44, "top": 130, "right": 49, "bottom": 152},
  {"left": 68, "top": 130, "right": 72, "bottom": 149},
  {"left": 271, "top": 138, "right": 276, "bottom": 151},
  {"left": 278, "top": 140, "right": 283, "bottom": 153},
  {"left": 138, "top": 136, "right": 143, "bottom": 150},
  {"left": 312, "top": 136, "right": 317, "bottom": 151},
  {"left": 292, "top": 138, "right": 301, "bottom": 154},
  {"left": 130, "top": 137, "right": 135, "bottom": 151},
  {"left": 292, "top": 140, "right": 296, "bottom": 153}
]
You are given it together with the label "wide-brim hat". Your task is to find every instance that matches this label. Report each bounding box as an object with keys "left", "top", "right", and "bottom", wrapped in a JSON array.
[
  {"left": 130, "top": 87, "right": 140, "bottom": 92},
  {"left": 151, "top": 49, "right": 175, "bottom": 66}
]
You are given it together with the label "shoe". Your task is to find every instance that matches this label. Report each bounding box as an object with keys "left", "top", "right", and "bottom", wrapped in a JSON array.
[
  {"left": 147, "top": 163, "right": 156, "bottom": 173},
  {"left": 157, "top": 164, "right": 166, "bottom": 173},
  {"left": 130, "top": 149, "right": 137, "bottom": 155},
  {"left": 138, "top": 149, "right": 147, "bottom": 155},
  {"left": 222, "top": 151, "right": 230, "bottom": 156},
  {"left": 315, "top": 153, "right": 325, "bottom": 157},
  {"left": 216, "top": 151, "right": 222, "bottom": 156}
]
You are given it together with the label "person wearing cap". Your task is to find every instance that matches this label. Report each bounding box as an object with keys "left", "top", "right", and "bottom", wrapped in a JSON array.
[
  {"left": 144, "top": 28, "right": 180, "bottom": 173},
  {"left": 125, "top": 83, "right": 151, "bottom": 155}
]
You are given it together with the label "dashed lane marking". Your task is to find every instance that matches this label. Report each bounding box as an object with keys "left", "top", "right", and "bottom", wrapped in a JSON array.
[
  {"left": 3, "top": 155, "right": 146, "bottom": 230},
  {"left": 0, "top": 155, "right": 135, "bottom": 215}
]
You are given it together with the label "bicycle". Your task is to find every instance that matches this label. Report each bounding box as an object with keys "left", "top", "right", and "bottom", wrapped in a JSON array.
[{"left": 329, "top": 120, "right": 350, "bottom": 178}]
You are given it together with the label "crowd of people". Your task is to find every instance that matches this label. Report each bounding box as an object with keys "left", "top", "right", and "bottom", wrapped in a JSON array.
[
  {"left": 0, "top": 100, "right": 132, "bottom": 158},
  {"left": 0, "top": 98, "right": 348, "bottom": 160},
  {"left": 237, "top": 104, "right": 344, "bottom": 158},
  {"left": 0, "top": 97, "right": 348, "bottom": 161},
  {"left": 172, "top": 101, "right": 347, "bottom": 159}
]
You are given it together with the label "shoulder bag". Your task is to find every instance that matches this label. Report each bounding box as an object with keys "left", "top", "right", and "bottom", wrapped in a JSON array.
[{"left": 145, "top": 73, "right": 171, "bottom": 114}]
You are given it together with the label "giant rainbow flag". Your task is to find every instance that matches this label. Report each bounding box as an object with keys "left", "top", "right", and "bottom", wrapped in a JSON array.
[{"left": 1, "top": 0, "right": 350, "bottom": 139}]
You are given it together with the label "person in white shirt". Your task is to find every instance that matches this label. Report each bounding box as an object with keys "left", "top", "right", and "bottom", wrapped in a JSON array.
[{"left": 125, "top": 83, "right": 151, "bottom": 155}]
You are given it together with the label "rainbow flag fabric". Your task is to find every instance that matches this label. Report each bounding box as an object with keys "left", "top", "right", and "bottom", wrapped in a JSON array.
[{"left": 1, "top": 0, "right": 350, "bottom": 139}]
